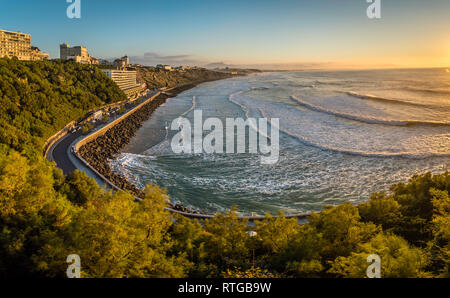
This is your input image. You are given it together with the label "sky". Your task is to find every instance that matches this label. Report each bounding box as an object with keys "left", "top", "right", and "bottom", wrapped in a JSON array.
[{"left": 1, "top": 0, "right": 450, "bottom": 69}]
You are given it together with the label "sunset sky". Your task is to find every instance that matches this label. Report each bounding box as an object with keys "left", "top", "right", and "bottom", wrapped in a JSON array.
[{"left": 1, "top": 0, "right": 450, "bottom": 69}]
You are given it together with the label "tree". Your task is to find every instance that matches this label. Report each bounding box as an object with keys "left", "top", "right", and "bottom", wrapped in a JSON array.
[
  {"left": 427, "top": 188, "right": 450, "bottom": 277},
  {"left": 388, "top": 172, "right": 450, "bottom": 244},
  {"left": 60, "top": 170, "right": 102, "bottom": 206},
  {"left": 200, "top": 207, "right": 251, "bottom": 275},
  {"left": 358, "top": 191, "right": 402, "bottom": 230},
  {"left": 252, "top": 213, "right": 323, "bottom": 276},
  {"left": 308, "top": 203, "right": 379, "bottom": 262},
  {"left": 0, "top": 147, "right": 73, "bottom": 278},
  {"left": 330, "top": 232, "right": 430, "bottom": 278},
  {"left": 37, "top": 184, "right": 190, "bottom": 278}
]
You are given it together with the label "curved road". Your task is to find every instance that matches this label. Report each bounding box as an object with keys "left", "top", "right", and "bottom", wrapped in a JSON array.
[
  {"left": 50, "top": 91, "right": 158, "bottom": 175},
  {"left": 51, "top": 130, "right": 81, "bottom": 175}
]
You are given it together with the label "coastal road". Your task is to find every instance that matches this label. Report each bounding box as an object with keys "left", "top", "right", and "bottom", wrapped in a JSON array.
[
  {"left": 50, "top": 130, "right": 81, "bottom": 175},
  {"left": 49, "top": 91, "right": 159, "bottom": 175}
]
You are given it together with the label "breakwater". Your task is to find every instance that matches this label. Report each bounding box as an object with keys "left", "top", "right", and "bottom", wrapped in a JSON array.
[{"left": 78, "top": 92, "right": 169, "bottom": 197}]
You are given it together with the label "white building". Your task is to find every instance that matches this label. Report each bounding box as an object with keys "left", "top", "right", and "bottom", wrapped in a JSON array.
[
  {"left": 60, "top": 43, "right": 95, "bottom": 64},
  {"left": 101, "top": 69, "right": 144, "bottom": 97},
  {"left": 156, "top": 64, "right": 172, "bottom": 70}
]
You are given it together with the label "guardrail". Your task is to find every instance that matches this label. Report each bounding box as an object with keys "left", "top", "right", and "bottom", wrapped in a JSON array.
[{"left": 70, "top": 89, "right": 311, "bottom": 221}]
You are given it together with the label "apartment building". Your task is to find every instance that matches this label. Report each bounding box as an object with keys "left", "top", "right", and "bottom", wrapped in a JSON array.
[
  {"left": 31, "top": 46, "right": 49, "bottom": 61},
  {"left": 0, "top": 29, "right": 49, "bottom": 61},
  {"left": 113, "top": 55, "right": 130, "bottom": 69},
  {"left": 60, "top": 43, "right": 94, "bottom": 64},
  {"left": 0, "top": 29, "right": 32, "bottom": 60},
  {"left": 101, "top": 69, "right": 144, "bottom": 97}
]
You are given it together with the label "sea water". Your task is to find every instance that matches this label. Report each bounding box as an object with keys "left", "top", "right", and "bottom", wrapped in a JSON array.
[{"left": 110, "top": 68, "right": 450, "bottom": 215}]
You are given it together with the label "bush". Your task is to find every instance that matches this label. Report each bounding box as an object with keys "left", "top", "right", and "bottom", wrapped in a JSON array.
[{"left": 81, "top": 123, "right": 94, "bottom": 135}]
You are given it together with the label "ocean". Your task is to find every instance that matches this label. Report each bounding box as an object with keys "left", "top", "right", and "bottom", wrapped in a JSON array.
[{"left": 110, "top": 68, "right": 450, "bottom": 215}]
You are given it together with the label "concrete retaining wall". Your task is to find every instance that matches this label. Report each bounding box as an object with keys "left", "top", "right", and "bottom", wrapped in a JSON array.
[
  {"left": 44, "top": 97, "right": 135, "bottom": 160},
  {"left": 75, "top": 91, "right": 161, "bottom": 151}
]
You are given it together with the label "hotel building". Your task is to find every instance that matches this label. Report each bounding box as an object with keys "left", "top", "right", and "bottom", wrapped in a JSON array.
[
  {"left": 0, "top": 29, "right": 49, "bottom": 61},
  {"left": 101, "top": 69, "right": 144, "bottom": 97},
  {"left": 60, "top": 43, "right": 95, "bottom": 64},
  {"left": 0, "top": 29, "right": 31, "bottom": 60}
]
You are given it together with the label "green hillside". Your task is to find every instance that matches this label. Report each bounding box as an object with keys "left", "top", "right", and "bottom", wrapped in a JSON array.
[{"left": 0, "top": 58, "right": 126, "bottom": 154}]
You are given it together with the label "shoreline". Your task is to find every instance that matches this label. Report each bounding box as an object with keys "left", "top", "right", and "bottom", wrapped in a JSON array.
[{"left": 78, "top": 77, "right": 234, "bottom": 215}]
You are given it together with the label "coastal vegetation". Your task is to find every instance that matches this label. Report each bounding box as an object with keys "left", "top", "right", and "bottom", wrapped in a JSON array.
[
  {"left": 0, "top": 58, "right": 126, "bottom": 155},
  {"left": 81, "top": 123, "right": 94, "bottom": 135},
  {"left": 135, "top": 66, "right": 238, "bottom": 90},
  {"left": 0, "top": 59, "right": 448, "bottom": 278}
]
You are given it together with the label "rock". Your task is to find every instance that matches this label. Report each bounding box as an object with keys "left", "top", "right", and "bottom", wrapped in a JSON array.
[{"left": 79, "top": 85, "right": 218, "bottom": 215}]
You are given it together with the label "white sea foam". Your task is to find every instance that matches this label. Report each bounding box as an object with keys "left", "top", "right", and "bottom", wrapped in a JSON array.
[
  {"left": 346, "top": 91, "right": 436, "bottom": 107},
  {"left": 228, "top": 90, "right": 271, "bottom": 139},
  {"left": 291, "top": 95, "right": 450, "bottom": 126}
]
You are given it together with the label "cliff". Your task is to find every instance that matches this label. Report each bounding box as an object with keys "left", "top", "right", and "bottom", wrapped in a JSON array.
[{"left": 134, "top": 67, "right": 235, "bottom": 89}]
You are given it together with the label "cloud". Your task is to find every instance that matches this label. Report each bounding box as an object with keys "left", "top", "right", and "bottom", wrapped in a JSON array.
[
  {"left": 128, "top": 54, "right": 345, "bottom": 70},
  {"left": 129, "top": 52, "right": 206, "bottom": 67},
  {"left": 115, "top": 52, "right": 394, "bottom": 70},
  {"left": 143, "top": 52, "right": 190, "bottom": 60},
  {"left": 204, "top": 62, "right": 232, "bottom": 69},
  {"left": 205, "top": 61, "right": 338, "bottom": 70}
]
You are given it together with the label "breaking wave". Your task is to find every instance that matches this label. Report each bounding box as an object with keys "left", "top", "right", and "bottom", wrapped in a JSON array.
[
  {"left": 291, "top": 95, "right": 450, "bottom": 127},
  {"left": 258, "top": 106, "right": 450, "bottom": 159},
  {"left": 345, "top": 91, "right": 441, "bottom": 108}
]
